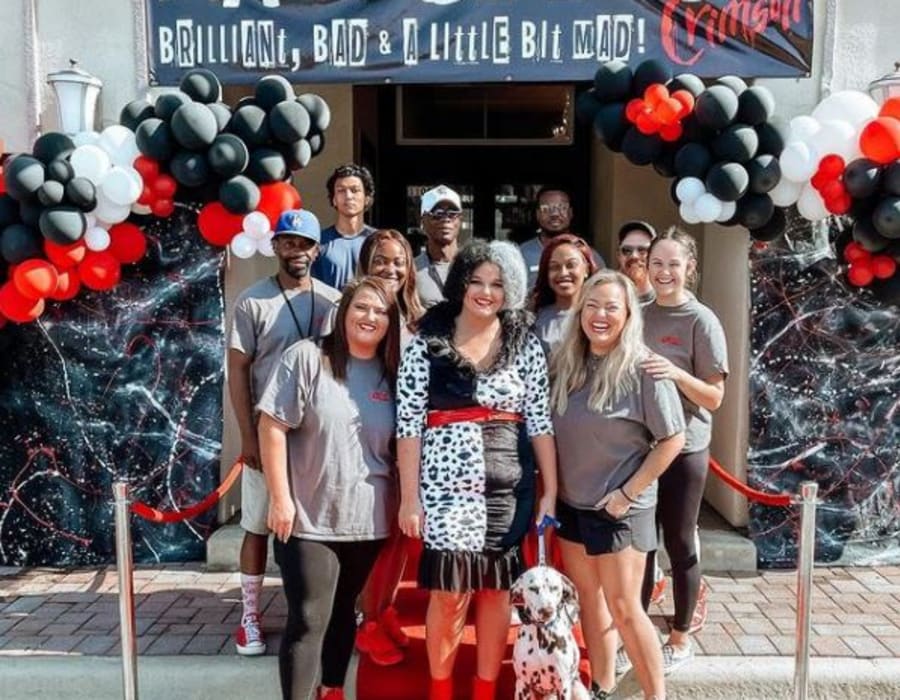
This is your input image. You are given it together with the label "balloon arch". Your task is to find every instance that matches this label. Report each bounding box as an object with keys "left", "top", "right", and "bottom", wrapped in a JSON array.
[
  {"left": 0, "top": 70, "right": 331, "bottom": 325},
  {"left": 578, "top": 59, "right": 900, "bottom": 306}
]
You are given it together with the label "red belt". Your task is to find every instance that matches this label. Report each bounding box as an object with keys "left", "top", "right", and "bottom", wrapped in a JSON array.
[{"left": 426, "top": 406, "right": 523, "bottom": 429}]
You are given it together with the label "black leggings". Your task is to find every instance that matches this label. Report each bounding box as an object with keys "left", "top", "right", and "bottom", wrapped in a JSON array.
[
  {"left": 273, "top": 537, "right": 384, "bottom": 700},
  {"left": 641, "top": 449, "right": 708, "bottom": 632}
]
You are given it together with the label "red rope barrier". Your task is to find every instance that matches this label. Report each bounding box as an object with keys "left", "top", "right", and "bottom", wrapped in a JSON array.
[
  {"left": 708, "top": 457, "right": 792, "bottom": 507},
  {"left": 130, "top": 459, "right": 245, "bottom": 524}
]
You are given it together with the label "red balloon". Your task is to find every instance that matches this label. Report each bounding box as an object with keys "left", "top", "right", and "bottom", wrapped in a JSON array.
[
  {"left": 138, "top": 186, "right": 154, "bottom": 206},
  {"left": 644, "top": 83, "right": 669, "bottom": 108},
  {"left": 818, "top": 154, "right": 846, "bottom": 180},
  {"left": 151, "top": 198, "right": 175, "bottom": 218},
  {"left": 859, "top": 117, "right": 900, "bottom": 164},
  {"left": 44, "top": 239, "right": 87, "bottom": 269},
  {"left": 625, "top": 98, "right": 645, "bottom": 123},
  {"left": 152, "top": 175, "right": 177, "bottom": 200},
  {"left": 843, "top": 242, "right": 870, "bottom": 264},
  {"left": 133, "top": 156, "right": 160, "bottom": 181},
  {"left": 79, "top": 251, "right": 121, "bottom": 291},
  {"left": 108, "top": 223, "right": 147, "bottom": 264},
  {"left": 879, "top": 97, "right": 900, "bottom": 121},
  {"left": 810, "top": 171, "right": 831, "bottom": 192},
  {"left": 257, "top": 182, "right": 302, "bottom": 228},
  {"left": 0, "top": 281, "right": 45, "bottom": 323},
  {"left": 872, "top": 255, "right": 897, "bottom": 280},
  {"left": 635, "top": 112, "right": 659, "bottom": 135},
  {"left": 847, "top": 263, "right": 874, "bottom": 287},
  {"left": 197, "top": 202, "right": 244, "bottom": 247},
  {"left": 821, "top": 180, "right": 846, "bottom": 202},
  {"left": 13, "top": 259, "right": 59, "bottom": 300},
  {"left": 827, "top": 192, "right": 852, "bottom": 215},
  {"left": 49, "top": 268, "right": 81, "bottom": 301},
  {"left": 655, "top": 97, "right": 683, "bottom": 126},
  {"left": 671, "top": 90, "right": 695, "bottom": 118},
  {"left": 659, "top": 122, "right": 684, "bottom": 142}
]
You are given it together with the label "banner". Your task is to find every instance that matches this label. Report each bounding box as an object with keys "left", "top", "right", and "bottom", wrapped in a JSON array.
[{"left": 146, "top": 0, "right": 814, "bottom": 86}]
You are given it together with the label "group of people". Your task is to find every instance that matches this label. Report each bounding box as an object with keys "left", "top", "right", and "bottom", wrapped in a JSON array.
[{"left": 227, "top": 163, "right": 728, "bottom": 700}]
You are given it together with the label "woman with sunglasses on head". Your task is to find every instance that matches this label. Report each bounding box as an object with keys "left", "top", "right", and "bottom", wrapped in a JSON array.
[
  {"left": 641, "top": 227, "right": 728, "bottom": 675},
  {"left": 397, "top": 240, "right": 557, "bottom": 700},
  {"left": 353, "top": 229, "right": 425, "bottom": 666},
  {"left": 551, "top": 270, "right": 685, "bottom": 700},
  {"left": 529, "top": 233, "right": 599, "bottom": 355},
  {"left": 258, "top": 276, "right": 401, "bottom": 700}
]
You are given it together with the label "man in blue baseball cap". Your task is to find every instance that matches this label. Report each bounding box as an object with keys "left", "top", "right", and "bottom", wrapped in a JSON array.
[{"left": 227, "top": 207, "right": 340, "bottom": 657}]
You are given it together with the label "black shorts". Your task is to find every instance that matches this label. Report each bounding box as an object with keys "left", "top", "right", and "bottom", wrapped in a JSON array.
[{"left": 556, "top": 499, "right": 657, "bottom": 556}]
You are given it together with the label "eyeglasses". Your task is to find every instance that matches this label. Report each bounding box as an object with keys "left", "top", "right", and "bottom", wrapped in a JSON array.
[
  {"left": 538, "top": 204, "right": 571, "bottom": 215},
  {"left": 427, "top": 209, "right": 462, "bottom": 220},
  {"left": 619, "top": 245, "right": 650, "bottom": 257}
]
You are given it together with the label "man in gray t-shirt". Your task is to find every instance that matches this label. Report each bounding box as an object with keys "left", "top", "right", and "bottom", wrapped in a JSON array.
[{"left": 414, "top": 184, "right": 462, "bottom": 308}]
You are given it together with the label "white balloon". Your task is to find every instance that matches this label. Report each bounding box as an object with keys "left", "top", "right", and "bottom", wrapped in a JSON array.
[
  {"left": 99, "top": 125, "right": 134, "bottom": 154},
  {"left": 243, "top": 211, "right": 271, "bottom": 239},
  {"left": 815, "top": 120, "right": 859, "bottom": 161},
  {"left": 789, "top": 116, "right": 821, "bottom": 144},
  {"left": 70, "top": 144, "right": 111, "bottom": 184},
  {"left": 812, "top": 90, "right": 879, "bottom": 128},
  {"left": 84, "top": 226, "right": 111, "bottom": 251},
  {"left": 84, "top": 212, "right": 98, "bottom": 230},
  {"left": 257, "top": 235, "right": 275, "bottom": 257},
  {"left": 796, "top": 184, "right": 829, "bottom": 221},
  {"left": 679, "top": 201, "right": 701, "bottom": 225},
  {"left": 123, "top": 166, "right": 144, "bottom": 193},
  {"left": 92, "top": 193, "right": 131, "bottom": 225},
  {"left": 110, "top": 138, "right": 141, "bottom": 169},
  {"left": 131, "top": 203, "right": 152, "bottom": 215},
  {"left": 675, "top": 177, "right": 706, "bottom": 205},
  {"left": 694, "top": 193, "right": 724, "bottom": 223},
  {"left": 780, "top": 141, "right": 817, "bottom": 182},
  {"left": 716, "top": 200, "right": 737, "bottom": 222},
  {"left": 72, "top": 130, "right": 101, "bottom": 148},
  {"left": 100, "top": 166, "right": 142, "bottom": 207},
  {"left": 769, "top": 177, "right": 803, "bottom": 207},
  {"left": 230, "top": 232, "right": 257, "bottom": 259}
]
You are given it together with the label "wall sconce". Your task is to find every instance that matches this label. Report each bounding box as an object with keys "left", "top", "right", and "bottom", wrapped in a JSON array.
[
  {"left": 46, "top": 60, "right": 102, "bottom": 135},
  {"left": 868, "top": 62, "right": 900, "bottom": 105}
]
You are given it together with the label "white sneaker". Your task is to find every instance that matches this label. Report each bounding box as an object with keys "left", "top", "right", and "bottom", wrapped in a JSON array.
[
  {"left": 235, "top": 614, "right": 267, "bottom": 656},
  {"left": 661, "top": 640, "right": 693, "bottom": 675}
]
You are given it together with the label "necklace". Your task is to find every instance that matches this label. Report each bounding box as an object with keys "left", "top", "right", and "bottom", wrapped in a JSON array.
[{"left": 274, "top": 275, "right": 316, "bottom": 340}]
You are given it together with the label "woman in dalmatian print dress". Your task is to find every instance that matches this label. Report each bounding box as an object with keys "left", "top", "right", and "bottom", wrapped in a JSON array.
[{"left": 397, "top": 240, "right": 557, "bottom": 700}]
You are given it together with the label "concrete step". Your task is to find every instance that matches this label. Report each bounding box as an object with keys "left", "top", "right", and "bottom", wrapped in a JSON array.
[
  {"left": 206, "top": 504, "right": 757, "bottom": 573},
  {"left": 3, "top": 655, "right": 898, "bottom": 699}
]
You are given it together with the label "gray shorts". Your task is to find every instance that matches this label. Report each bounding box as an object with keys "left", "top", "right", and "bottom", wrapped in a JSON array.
[
  {"left": 556, "top": 499, "right": 657, "bottom": 556},
  {"left": 240, "top": 466, "right": 270, "bottom": 536}
]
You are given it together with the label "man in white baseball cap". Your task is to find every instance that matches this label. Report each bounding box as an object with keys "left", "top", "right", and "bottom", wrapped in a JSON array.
[{"left": 414, "top": 185, "right": 463, "bottom": 308}]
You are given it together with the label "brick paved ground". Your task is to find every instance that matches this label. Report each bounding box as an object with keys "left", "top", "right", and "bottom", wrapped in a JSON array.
[{"left": 1, "top": 564, "right": 899, "bottom": 658}]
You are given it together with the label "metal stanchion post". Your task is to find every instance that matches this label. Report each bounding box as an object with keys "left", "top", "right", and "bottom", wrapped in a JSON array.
[
  {"left": 793, "top": 481, "right": 818, "bottom": 700},
  {"left": 114, "top": 480, "right": 139, "bottom": 700}
]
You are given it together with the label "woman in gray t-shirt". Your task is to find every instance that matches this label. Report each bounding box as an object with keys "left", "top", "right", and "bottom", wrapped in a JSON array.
[
  {"left": 257, "top": 276, "right": 401, "bottom": 700},
  {"left": 551, "top": 270, "right": 685, "bottom": 700}
]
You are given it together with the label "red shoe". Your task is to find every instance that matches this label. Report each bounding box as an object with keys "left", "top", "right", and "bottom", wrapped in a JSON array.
[
  {"left": 318, "top": 687, "right": 345, "bottom": 700},
  {"left": 234, "top": 614, "right": 266, "bottom": 656},
  {"left": 379, "top": 606, "right": 409, "bottom": 648},
  {"left": 689, "top": 577, "right": 709, "bottom": 634},
  {"left": 355, "top": 620, "right": 403, "bottom": 666}
]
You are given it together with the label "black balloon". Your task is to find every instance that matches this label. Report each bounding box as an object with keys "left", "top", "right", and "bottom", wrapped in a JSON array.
[
  {"left": 207, "top": 134, "right": 249, "bottom": 178},
  {"left": 756, "top": 117, "right": 790, "bottom": 156},
  {"left": 592, "top": 61, "right": 633, "bottom": 102},
  {"left": 32, "top": 133, "right": 75, "bottom": 165},
  {"left": 0, "top": 196, "right": 20, "bottom": 229},
  {"left": 881, "top": 162, "right": 900, "bottom": 196},
  {"left": 667, "top": 73, "right": 705, "bottom": 98},
  {"left": 843, "top": 159, "right": 882, "bottom": 199},
  {"left": 169, "top": 150, "right": 210, "bottom": 188},
  {"left": 695, "top": 86, "right": 739, "bottom": 130},
  {"left": 228, "top": 106, "right": 271, "bottom": 148},
  {"left": 705, "top": 162, "right": 749, "bottom": 201},
  {"left": 738, "top": 86, "right": 776, "bottom": 126},
  {"left": 18, "top": 201, "right": 42, "bottom": 227},
  {"left": 39, "top": 207, "right": 86, "bottom": 245},
  {"left": 716, "top": 75, "right": 748, "bottom": 96},
  {"left": 297, "top": 93, "right": 331, "bottom": 132},
  {"left": 652, "top": 146, "right": 677, "bottom": 178},
  {"left": 873, "top": 197, "right": 900, "bottom": 239},
  {"left": 37, "top": 180, "right": 65, "bottom": 207},
  {"left": 282, "top": 139, "right": 312, "bottom": 170},
  {"left": 46, "top": 159, "right": 75, "bottom": 184},
  {"left": 747, "top": 154, "right": 781, "bottom": 194},
  {"left": 738, "top": 193, "right": 775, "bottom": 230},
  {"left": 712, "top": 124, "right": 759, "bottom": 163},
  {"left": 269, "top": 100, "right": 311, "bottom": 143},
  {"left": 749, "top": 206, "right": 786, "bottom": 242},
  {"left": 593, "top": 103, "right": 628, "bottom": 152},
  {"left": 0, "top": 224, "right": 42, "bottom": 264},
  {"left": 850, "top": 195, "right": 879, "bottom": 220},
  {"left": 219, "top": 176, "right": 260, "bottom": 215},
  {"left": 674, "top": 142, "right": 712, "bottom": 179},
  {"left": 307, "top": 130, "right": 326, "bottom": 157},
  {"left": 65, "top": 177, "right": 98, "bottom": 212},
  {"left": 679, "top": 113, "right": 713, "bottom": 143},
  {"left": 120, "top": 99, "right": 156, "bottom": 131},
  {"left": 871, "top": 272, "right": 900, "bottom": 306},
  {"left": 179, "top": 68, "right": 222, "bottom": 104},
  {"left": 256, "top": 75, "right": 295, "bottom": 111},
  {"left": 246, "top": 148, "right": 287, "bottom": 183},
  {"left": 208, "top": 102, "right": 232, "bottom": 133},
  {"left": 575, "top": 90, "right": 601, "bottom": 125},
  {"left": 621, "top": 128, "right": 663, "bottom": 167},
  {"left": 633, "top": 59, "right": 672, "bottom": 96},
  {"left": 852, "top": 217, "right": 890, "bottom": 252},
  {"left": 170, "top": 103, "right": 219, "bottom": 150},
  {"left": 5, "top": 155, "right": 46, "bottom": 201},
  {"left": 668, "top": 179, "right": 681, "bottom": 207},
  {"left": 135, "top": 118, "right": 175, "bottom": 162},
  {"left": 155, "top": 92, "right": 192, "bottom": 122}
]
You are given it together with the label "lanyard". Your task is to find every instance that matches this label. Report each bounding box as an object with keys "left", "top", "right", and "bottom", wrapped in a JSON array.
[{"left": 275, "top": 276, "right": 316, "bottom": 340}]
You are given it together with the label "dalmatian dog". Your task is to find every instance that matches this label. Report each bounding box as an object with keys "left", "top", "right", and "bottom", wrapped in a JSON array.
[{"left": 510, "top": 565, "right": 592, "bottom": 700}]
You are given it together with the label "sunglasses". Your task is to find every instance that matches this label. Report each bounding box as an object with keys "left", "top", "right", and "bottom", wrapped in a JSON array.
[
  {"left": 538, "top": 204, "right": 571, "bottom": 215},
  {"left": 427, "top": 209, "right": 462, "bottom": 220},
  {"left": 619, "top": 245, "right": 650, "bottom": 256}
]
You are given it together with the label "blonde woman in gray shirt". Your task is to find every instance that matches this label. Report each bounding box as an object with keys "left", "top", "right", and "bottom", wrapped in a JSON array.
[{"left": 551, "top": 270, "right": 685, "bottom": 700}]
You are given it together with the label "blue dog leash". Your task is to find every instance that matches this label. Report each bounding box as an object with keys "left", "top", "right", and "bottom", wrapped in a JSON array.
[{"left": 536, "top": 514, "right": 560, "bottom": 566}]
